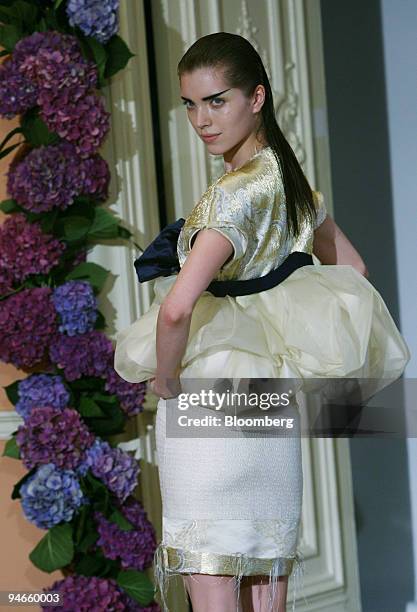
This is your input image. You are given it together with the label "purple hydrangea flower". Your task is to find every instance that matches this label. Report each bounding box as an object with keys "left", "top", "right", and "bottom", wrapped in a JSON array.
[
  {"left": 16, "top": 30, "right": 97, "bottom": 101},
  {"left": 20, "top": 463, "right": 87, "bottom": 529},
  {"left": 40, "top": 92, "right": 110, "bottom": 157},
  {"left": 0, "top": 287, "right": 57, "bottom": 368},
  {"left": 0, "top": 213, "right": 66, "bottom": 286},
  {"left": 6, "top": 144, "right": 110, "bottom": 212},
  {"left": 16, "top": 406, "right": 95, "bottom": 471},
  {"left": 77, "top": 438, "right": 139, "bottom": 502},
  {"left": 0, "top": 266, "right": 15, "bottom": 296},
  {"left": 134, "top": 604, "right": 161, "bottom": 612},
  {"left": 94, "top": 496, "right": 157, "bottom": 571},
  {"left": 15, "top": 374, "right": 70, "bottom": 421},
  {"left": 52, "top": 281, "right": 98, "bottom": 335},
  {"left": 105, "top": 369, "right": 146, "bottom": 417},
  {"left": 49, "top": 329, "right": 114, "bottom": 381},
  {"left": 69, "top": 248, "right": 88, "bottom": 268},
  {"left": 79, "top": 154, "right": 110, "bottom": 201},
  {"left": 66, "top": 0, "right": 119, "bottom": 44},
  {"left": 41, "top": 575, "right": 155, "bottom": 611},
  {"left": 0, "top": 58, "right": 38, "bottom": 119},
  {"left": 6, "top": 142, "right": 84, "bottom": 213}
]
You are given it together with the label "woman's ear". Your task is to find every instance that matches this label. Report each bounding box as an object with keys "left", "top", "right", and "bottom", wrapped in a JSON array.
[{"left": 252, "top": 84, "right": 266, "bottom": 113}]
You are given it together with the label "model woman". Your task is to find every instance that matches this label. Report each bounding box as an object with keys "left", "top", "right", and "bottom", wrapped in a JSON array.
[{"left": 115, "top": 33, "right": 410, "bottom": 612}]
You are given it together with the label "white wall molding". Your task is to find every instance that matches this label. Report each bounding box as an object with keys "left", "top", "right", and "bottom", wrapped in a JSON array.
[
  {"left": 89, "top": 0, "right": 161, "bottom": 338},
  {"left": 0, "top": 410, "right": 22, "bottom": 439}
]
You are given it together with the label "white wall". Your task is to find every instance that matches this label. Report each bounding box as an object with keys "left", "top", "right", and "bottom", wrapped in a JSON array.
[{"left": 380, "top": 1, "right": 417, "bottom": 610}]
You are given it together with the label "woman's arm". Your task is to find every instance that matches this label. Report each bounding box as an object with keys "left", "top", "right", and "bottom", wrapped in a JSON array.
[
  {"left": 151, "top": 228, "right": 234, "bottom": 397},
  {"left": 313, "top": 214, "right": 369, "bottom": 278}
]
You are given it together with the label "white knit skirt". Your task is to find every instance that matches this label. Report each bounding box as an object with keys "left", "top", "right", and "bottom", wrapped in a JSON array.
[{"left": 152, "top": 378, "right": 304, "bottom": 612}]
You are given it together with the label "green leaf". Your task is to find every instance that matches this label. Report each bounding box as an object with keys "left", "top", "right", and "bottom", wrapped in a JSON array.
[
  {"left": 0, "top": 23, "right": 23, "bottom": 51},
  {"left": 35, "top": 16, "right": 48, "bottom": 32},
  {"left": 83, "top": 401, "right": 126, "bottom": 437},
  {"left": 117, "top": 225, "right": 133, "bottom": 240},
  {"left": 29, "top": 523, "right": 74, "bottom": 573},
  {"left": 108, "top": 508, "right": 135, "bottom": 531},
  {"left": 65, "top": 262, "right": 109, "bottom": 293},
  {"left": 0, "top": 1, "right": 39, "bottom": 29},
  {"left": 93, "top": 309, "right": 106, "bottom": 330},
  {"left": 53, "top": 0, "right": 65, "bottom": 9},
  {"left": 0, "top": 126, "right": 24, "bottom": 153},
  {"left": 62, "top": 215, "right": 94, "bottom": 241},
  {"left": 87, "top": 208, "right": 120, "bottom": 240},
  {"left": 68, "top": 376, "right": 105, "bottom": 392},
  {"left": 0, "top": 8, "right": 13, "bottom": 23},
  {"left": 91, "top": 392, "right": 118, "bottom": 405},
  {"left": 0, "top": 142, "right": 23, "bottom": 160},
  {"left": 78, "top": 396, "right": 105, "bottom": 418},
  {"left": 84, "top": 472, "right": 108, "bottom": 496},
  {"left": 85, "top": 36, "right": 107, "bottom": 84},
  {"left": 77, "top": 528, "right": 98, "bottom": 554},
  {"left": 3, "top": 436, "right": 20, "bottom": 460},
  {"left": 52, "top": 199, "right": 95, "bottom": 241},
  {"left": 116, "top": 570, "right": 155, "bottom": 606},
  {"left": 104, "top": 35, "right": 135, "bottom": 78},
  {"left": 0, "top": 199, "right": 20, "bottom": 213},
  {"left": 11, "top": 467, "right": 36, "bottom": 500},
  {"left": 74, "top": 552, "right": 108, "bottom": 577},
  {"left": 21, "top": 111, "right": 58, "bottom": 147},
  {"left": 39, "top": 208, "right": 60, "bottom": 234},
  {"left": 3, "top": 380, "right": 19, "bottom": 405}
]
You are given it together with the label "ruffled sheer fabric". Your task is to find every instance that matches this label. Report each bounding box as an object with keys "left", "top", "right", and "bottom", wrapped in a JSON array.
[{"left": 114, "top": 263, "right": 410, "bottom": 395}]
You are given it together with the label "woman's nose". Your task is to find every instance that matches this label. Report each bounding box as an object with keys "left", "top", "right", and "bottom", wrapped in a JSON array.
[{"left": 196, "top": 106, "right": 211, "bottom": 129}]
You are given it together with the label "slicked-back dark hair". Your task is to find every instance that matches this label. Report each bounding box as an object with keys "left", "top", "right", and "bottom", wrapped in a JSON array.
[{"left": 177, "top": 31, "right": 318, "bottom": 238}]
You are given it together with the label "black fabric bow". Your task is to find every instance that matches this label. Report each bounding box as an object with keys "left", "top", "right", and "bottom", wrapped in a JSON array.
[
  {"left": 134, "top": 217, "right": 314, "bottom": 298},
  {"left": 134, "top": 218, "right": 185, "bottom": 283}
]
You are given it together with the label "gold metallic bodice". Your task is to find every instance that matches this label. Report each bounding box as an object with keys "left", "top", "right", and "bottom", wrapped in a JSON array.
[{"left": 177, "top": 146, "right": 326, "bottom": 281}]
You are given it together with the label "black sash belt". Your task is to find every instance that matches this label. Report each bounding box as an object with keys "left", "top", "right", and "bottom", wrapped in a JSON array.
[{"left": 134, "top": 218, "right": 313, "bottom": 297}]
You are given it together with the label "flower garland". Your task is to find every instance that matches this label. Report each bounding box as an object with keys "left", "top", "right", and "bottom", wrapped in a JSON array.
[{"left": 0, "top": 2, "right": 159, "bottom": 610}]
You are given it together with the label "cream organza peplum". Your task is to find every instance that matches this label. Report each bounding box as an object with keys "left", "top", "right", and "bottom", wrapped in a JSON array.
[{"left": 114, "top": 263, "right": 409, "bottom": 391}]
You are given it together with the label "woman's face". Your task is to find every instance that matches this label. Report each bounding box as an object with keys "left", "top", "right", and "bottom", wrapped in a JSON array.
[{"left": 179, "top": 67, "right": 265, "bottom": 157}]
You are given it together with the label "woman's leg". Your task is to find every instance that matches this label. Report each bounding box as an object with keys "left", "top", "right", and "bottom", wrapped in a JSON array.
[
  {"left": 182, "top": 573, "right": 289, "bottom": 612},
  {"left": 239, "top": 575, "right": 289, "bottom": 612},
  {"left": 182, "top": 573, "right": 242, "bottom": 612}
]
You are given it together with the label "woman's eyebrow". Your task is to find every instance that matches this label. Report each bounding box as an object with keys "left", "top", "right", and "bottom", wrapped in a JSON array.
[{"left": 180, "top": 88, "right": 231, "bottom": 102}]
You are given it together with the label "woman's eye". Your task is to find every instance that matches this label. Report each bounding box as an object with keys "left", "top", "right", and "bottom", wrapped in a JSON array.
[{"left": 181, "top": 98, "right": 224, "bottom": 108}]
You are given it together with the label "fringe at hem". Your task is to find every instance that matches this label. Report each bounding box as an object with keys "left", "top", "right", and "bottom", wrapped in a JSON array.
[{"left": 153, "top": 544, "right": 306, "bottom": 612}]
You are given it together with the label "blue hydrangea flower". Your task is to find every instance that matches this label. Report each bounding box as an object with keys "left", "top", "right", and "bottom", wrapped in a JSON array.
[
  {"left": 52, "top": 280, "right": 98, "bottom": 336},
  {"left": 15, "top": 374, "right": 70, "bottom": 421},
  {"left": 20, "top": 463, "right": 87, "bottom": 529},
  {"left": 66, "top": 0, "right": 119, "bottom": 44},
  {"left": 77, "top": 438, "right": 139, "bottom": 502}
]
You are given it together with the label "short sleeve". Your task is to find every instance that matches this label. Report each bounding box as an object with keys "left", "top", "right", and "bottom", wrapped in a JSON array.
[
  {"left": 181, "top": 184, "right": 249, "bottom": 269},
  {"left": 313, "top": 190, "right": 327, "bottom": 229}
]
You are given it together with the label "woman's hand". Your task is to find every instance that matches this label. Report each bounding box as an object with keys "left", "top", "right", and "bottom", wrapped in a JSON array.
[{"left": 148, "top": 376, "right": 182, "bottom": 399}]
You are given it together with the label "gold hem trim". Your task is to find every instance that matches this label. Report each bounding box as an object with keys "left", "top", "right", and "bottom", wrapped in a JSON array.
[
  {"left": 153, "top": 544, "right": 306, "bottom": 612},
  {"left": 161, "top": 544, "right": 295, "bottom": 576}
]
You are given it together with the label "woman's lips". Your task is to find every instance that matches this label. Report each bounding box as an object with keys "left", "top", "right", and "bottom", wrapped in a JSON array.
[{"left": 202, "top": 133, "right": 220, "bottom": 142}]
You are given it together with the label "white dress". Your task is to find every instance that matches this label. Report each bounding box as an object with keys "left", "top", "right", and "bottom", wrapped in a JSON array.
[{"left": 114, "top": 146, "right": 410, "bottom": 611}]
